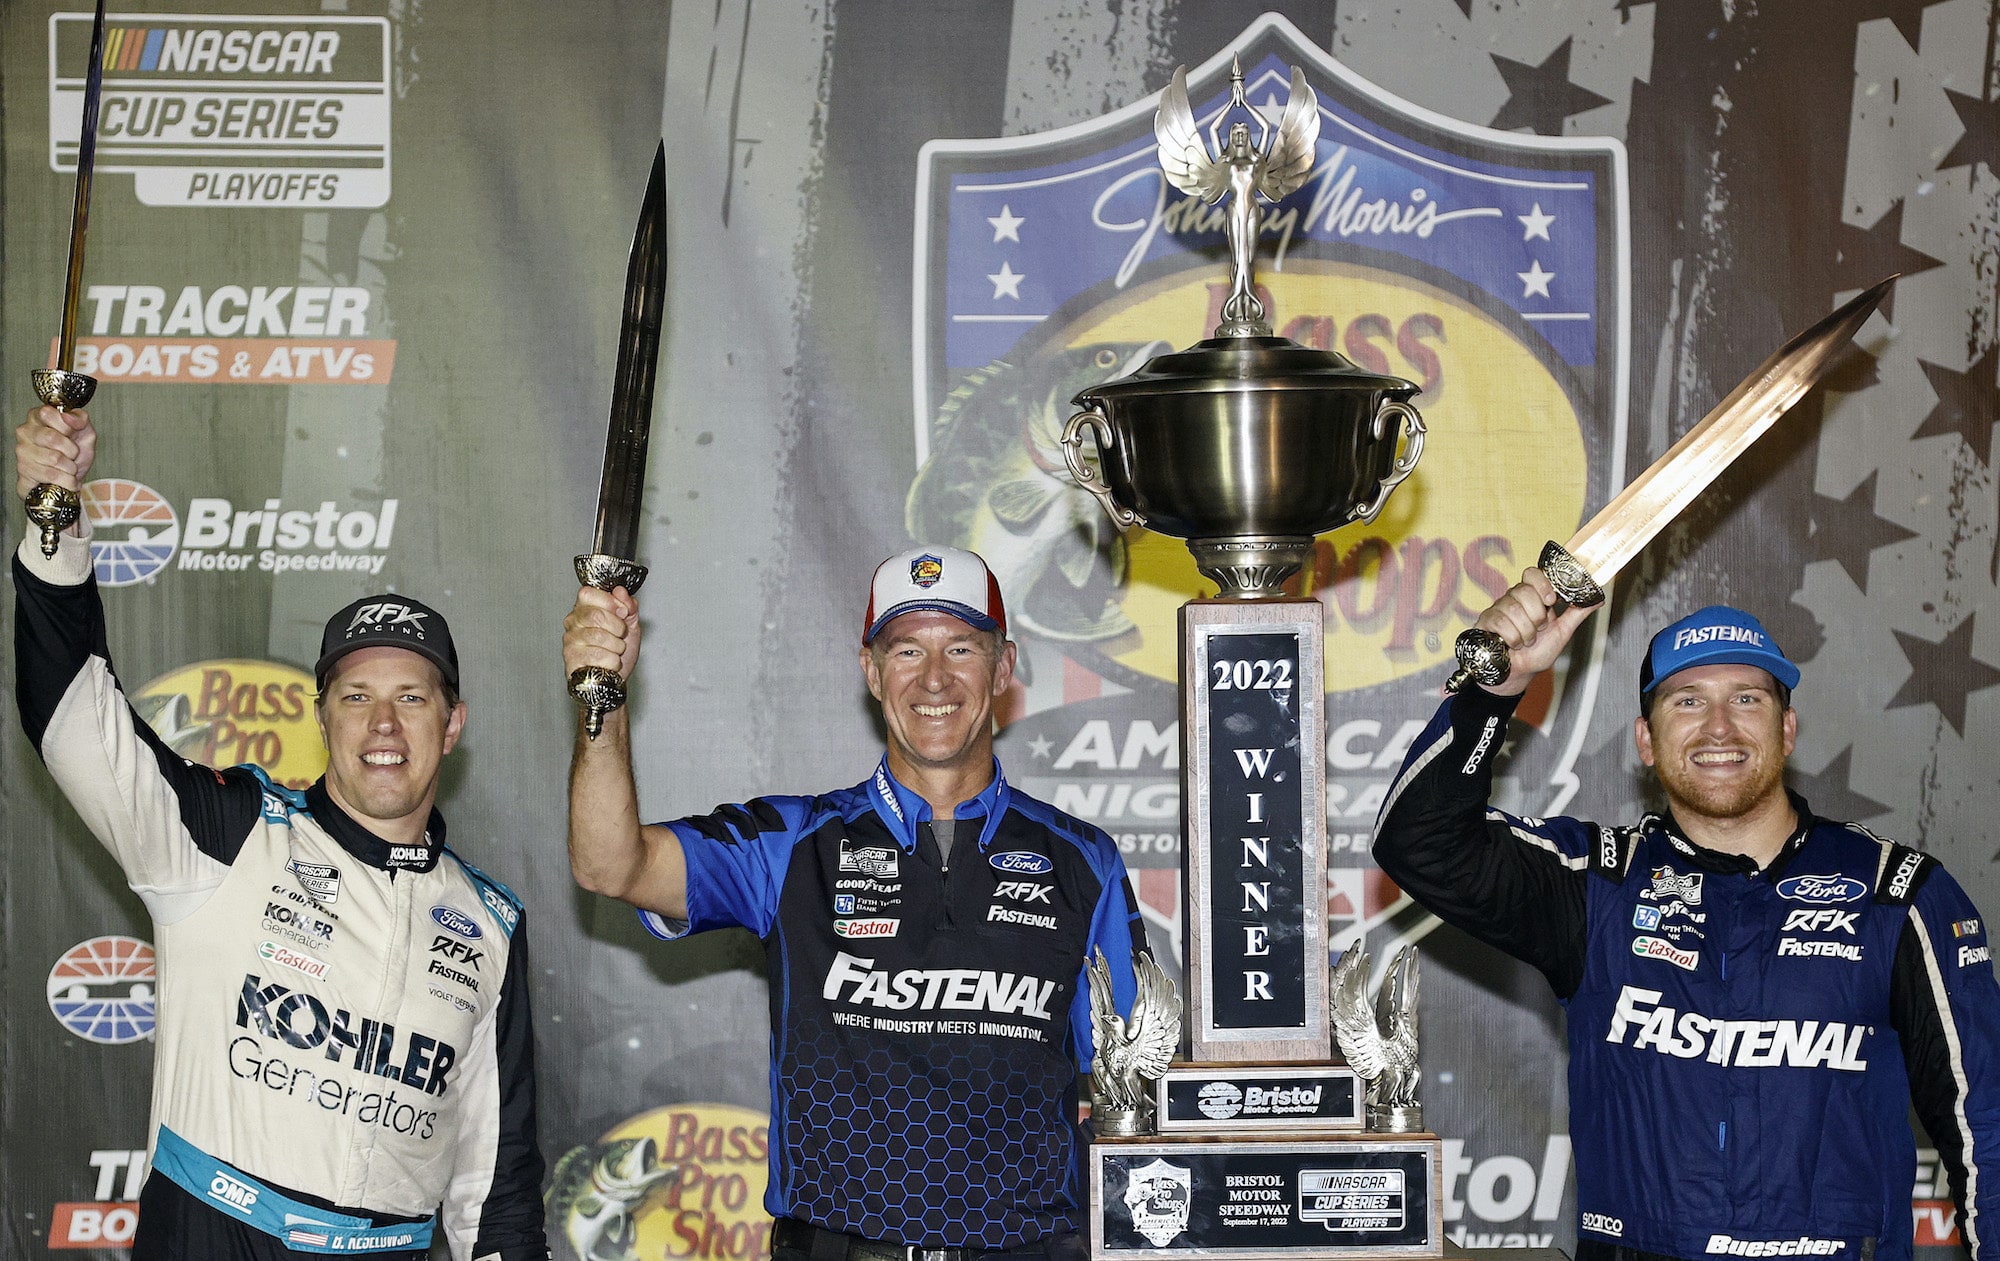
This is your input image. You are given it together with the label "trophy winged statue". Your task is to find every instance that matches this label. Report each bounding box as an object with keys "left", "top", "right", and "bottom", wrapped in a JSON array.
[
  {"left": 1154, "top": 57, "right": 1321, "bottom": 337},
  {"left": 1088, "top": 947, "right": 1182, "bottom": 1136},
  {"left": 1331, "top": 945, "right": 1423, "bottom": 1133}
]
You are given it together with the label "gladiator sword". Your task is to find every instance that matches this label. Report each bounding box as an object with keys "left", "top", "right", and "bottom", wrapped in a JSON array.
[
  {"left": 25, "top": 0, "right": 110, "bottom": 559},
  {"left": 570, "top": 142, "right": 668, "bottom": 739},
  {"left": 1446, "top": 275, "right": 1895, "bottom": 694}
]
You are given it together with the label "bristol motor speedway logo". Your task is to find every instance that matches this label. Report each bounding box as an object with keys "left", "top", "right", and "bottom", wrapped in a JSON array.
[
  {"left": 48, "top": 14, "right": 390, "bottom": 207},
  {"left": 81, "top": 477, "right": 400, "bottom": 584},
  {"left": 914, "top": 11, "right": 1629, "bottom": 965},
  {"left": 56, "top": 281, "right": 397, "bottom": 385},
  {"left": 48, "top": 936, "right": 157, "bottom": 1045}
]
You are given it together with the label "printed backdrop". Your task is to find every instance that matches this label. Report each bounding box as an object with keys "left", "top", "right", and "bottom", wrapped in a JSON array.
[{"left": 2, "top": 1, "right": 1995, "bottom": 1254}]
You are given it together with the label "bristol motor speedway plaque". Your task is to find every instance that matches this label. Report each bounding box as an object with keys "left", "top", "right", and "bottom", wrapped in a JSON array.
[
  {"left": 1092, "top": 1136, "right": 1441, "bottom": 1258},
  {"left": 1156, "top": 1065, "right": 1363, "bottom": 1134}
]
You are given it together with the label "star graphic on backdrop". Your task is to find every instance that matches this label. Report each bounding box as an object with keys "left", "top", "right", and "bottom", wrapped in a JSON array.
[
  {"left": 1819, "top": 342, "right": 1884, "bottom": 396},
  {"left": 1939, "top": 88, "right": 2000, "bottom": 175},
  {"left": 1518, "top": 260, "right": 1555, "bottom": 298},
  {"left": 1453, "top": 0, "right": 1473, "bottom": 17},
  {"left": 1829, "top": 202, "right": 1941, "bottom": 322},
  {"left": 1027, "top": 733, "right": 1053, "bottom": 760},
  {"left": 1489, "top": 38, "right": 1613, "bottom": 136},
  {"left": 1519, "top": 203, "right": 1555, "bottom": 241},
  {"left": 1887, "top": 616, "right": 2000, "bottom": 738},
  {"left": 987, "top": 205, "right": 1024, "bottom": 243},
  {"left": 1855, "top": 0, "right": 1938, "bottom": 52},
  {"left": 987, "top": 262, "right": 1025, "bottom": 300},
  {"left": 1807, "top": 472, "right": 1919, "bottom": 592},
  {"left": 1911, "top": 344, "right": 2000, "bottom": 465},
  {"left": 1786, "top": 747, "right": 1893, "bottom": 826}
]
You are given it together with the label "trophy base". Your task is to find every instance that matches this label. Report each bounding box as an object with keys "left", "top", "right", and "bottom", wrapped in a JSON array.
[
  {"left": 1093, "top": 1107, "right": 1152, "bottom": 1138},
  {"left": 1090, "top": 1132, "right": 1443, "bottom": 1258},
  {"left": 1366, "top": 1104, "right": 1423, "bottom": 1134},
  {"left": 1186, "top": 536, "right": 1313, "bottom": 600}
]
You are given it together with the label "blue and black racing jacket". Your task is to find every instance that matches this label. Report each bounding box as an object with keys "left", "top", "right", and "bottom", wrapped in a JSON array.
[
  {"left": 639, "top": 759, "right": 1147, "bottom": 1250},
  {"left": 1375, "top": 685, "right": 2000, "bottom": 1261}
]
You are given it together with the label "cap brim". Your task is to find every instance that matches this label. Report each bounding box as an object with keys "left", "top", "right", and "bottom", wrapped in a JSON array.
[
  {"left": 315, "top": 642, "right": 461, "bottom": 694},
  {"left": 1645, "top": 647, "right": 1800, "bottom": 698},
  {"left": 863, "top": 600, "right": 1001, "bottom": 644}
]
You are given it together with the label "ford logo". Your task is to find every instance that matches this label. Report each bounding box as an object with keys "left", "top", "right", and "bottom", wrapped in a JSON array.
[
  {"left": 430, "top": 905, "right": 483, "bottom": 938},
  {"left": 990, "top": 851, "right": 1053, "bottom": 875},
  {"left": 1775, "top": 874, "right": 1866, "bottom": 905}
]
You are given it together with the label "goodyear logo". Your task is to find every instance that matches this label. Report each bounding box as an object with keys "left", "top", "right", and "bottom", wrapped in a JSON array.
[{"left": 50, "top": 14, "right": 390, "bottom": 207}]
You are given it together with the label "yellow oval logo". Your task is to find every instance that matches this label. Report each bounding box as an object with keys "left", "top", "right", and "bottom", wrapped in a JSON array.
[
  {"left": 549, "top": 1102, "right": 772, "bottom": 1261},
  {"left": 133, "top": 659, "right": 325, "bottom": 790}
]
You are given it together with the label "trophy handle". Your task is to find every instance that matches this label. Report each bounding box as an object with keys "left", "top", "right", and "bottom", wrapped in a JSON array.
[
  {"left": 570, "top": 553, "right": 650, "bottom": 739},
  {"left": 1059, "top": 409, "right": 1145, "bottom": 531},
  {"left": 1348, "top": 399, "right": 1426, "bottom": 526}
]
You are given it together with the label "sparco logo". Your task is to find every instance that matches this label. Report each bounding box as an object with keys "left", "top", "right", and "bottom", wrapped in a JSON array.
[
  {"left": 1672, "top": 625, "right": 1765, "bottom": 651},
  {"left": 1607, "top": 986, "right": 1867, "bottom": 1071},
  {"left": 1775, "top": 875, "right": 1865, "bottom": 905},
  {"left": 1460, "top": 715, "right": 1499, "bottom": 774},
  {"left": 1886, "top": 851, "right": 1923, "bottom": 901},
  {"left": 989, "top": 851, "right": 1054, "bottom": 875},
  {"left": 429, "top": 906, "right": 481, "bottom": 938},
  {"left": 822, "top": 951, "right": 1055, "bottom": 1018},
  {"left": 1705, "top": 1235, "right": 1846, "bottom": 1256},
  {"left": 1581, "top": 1212, "right": 1624, "bottom": 1237},
  {"left": 235, "top": 974, "right": 457, "bottom": 1095}
]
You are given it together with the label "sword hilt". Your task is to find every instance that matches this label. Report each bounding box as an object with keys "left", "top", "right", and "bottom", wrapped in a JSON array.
[
  {"left": 1445, "top": 541, "right": 1605, "bottom": 695},
  {"left": 26, "top": 369, "right": 98, "bottom": 559},
  {"left": 570, "top": 553, "right": 650, "bottom": 740}
]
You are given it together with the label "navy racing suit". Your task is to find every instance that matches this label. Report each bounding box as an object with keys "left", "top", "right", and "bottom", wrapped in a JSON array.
[
  {"left": 1374, "top": 686, "right": 2000, "bottom": 1260},
  {"left": 640, "top": 758, "right": 1148, "bottom": 1250}
]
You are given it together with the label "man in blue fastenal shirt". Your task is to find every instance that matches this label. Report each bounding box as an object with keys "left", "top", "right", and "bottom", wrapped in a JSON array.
[
  {"left": 563, "top": 545, "right": 1147, "bottom": 1261},
  {"left": 1374, "top": 568, "right": 2000, "bottom": 1260}
]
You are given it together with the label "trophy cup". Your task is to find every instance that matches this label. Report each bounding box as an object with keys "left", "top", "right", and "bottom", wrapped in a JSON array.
[{"left": 1069, "top": 61, "right": 1442, "bottom": 1258}]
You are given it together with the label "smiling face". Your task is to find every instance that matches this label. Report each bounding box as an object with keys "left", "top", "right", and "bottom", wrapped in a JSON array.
[
  {"left": 1636, "top": 663, "right": 1796, "bottom": 826},
  {"left": 861, "top": 611, "right": 1015, "bottom": 783},
  {"left": 315, "top": 645, "right": 467, "bottom": 843}
]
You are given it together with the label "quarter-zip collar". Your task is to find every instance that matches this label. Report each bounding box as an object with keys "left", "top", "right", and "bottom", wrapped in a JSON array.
[
  {"left": 1648, "top": 789, "right": 1817, "bottom": 877},
  {"left": 305, "top": 778, "right": 445, "bottom": 872},
  {"left": 866, "top": 756, "right": 1010, "bottom": 856}
]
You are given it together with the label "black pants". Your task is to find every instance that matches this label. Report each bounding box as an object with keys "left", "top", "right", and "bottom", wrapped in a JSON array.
[{"left": 132, "top": 1173, "right": 430, "bottom": 1261}]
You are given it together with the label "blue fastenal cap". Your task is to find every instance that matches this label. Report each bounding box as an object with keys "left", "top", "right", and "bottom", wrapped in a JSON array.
[{"left": 1640, "top": 605, "right": 1800, "bottom": 710}]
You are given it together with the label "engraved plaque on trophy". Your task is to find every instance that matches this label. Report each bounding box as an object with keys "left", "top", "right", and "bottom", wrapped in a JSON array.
[{"left": 1068, "top": 56, "right": 1440, "bottom": 1259}]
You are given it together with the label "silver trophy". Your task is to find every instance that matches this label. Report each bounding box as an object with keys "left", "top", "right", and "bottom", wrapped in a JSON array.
[
  {"left": 1330, "top": 946, "right": 1422, "bottom": 1133},
  {"left": 1060, "top": 59, "right": 1426, "bottom": 599},
  {"left": 1087, "top": 948, "right": 1182, "bottom": 1137}
]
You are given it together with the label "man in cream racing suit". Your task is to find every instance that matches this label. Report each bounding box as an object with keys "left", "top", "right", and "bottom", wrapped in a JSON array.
[
  {"left": 14, "top": 404, "right": 549, "bottom": 1260},
  {"left": 1374, "top": 571, "right": 2000, "bottom": 1261},
  {"left": 562, "top": 545, "right": 1147, "bottom": 1259}
]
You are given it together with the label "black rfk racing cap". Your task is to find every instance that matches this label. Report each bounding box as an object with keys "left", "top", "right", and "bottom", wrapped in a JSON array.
[{"left": 316, "top": 594, "right": 460, "bottom": 693}]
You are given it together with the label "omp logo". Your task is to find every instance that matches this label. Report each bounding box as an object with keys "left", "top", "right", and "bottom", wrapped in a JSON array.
[
  {"left": 1460, "top": 716, "right": 1499, "bottom": 774},
  {"left": 47, "top": 937, "right": 156, "bottom": 1045},
  {"left": 1775, "top": 874, "right": 1865, "bottom": 904},
  {"left": 1704, "top": 1235, "right": 1847, "bottom": 1256},
  {"left": 1606, "top": 986, "right": 1868, "bottom": 1071},
  {"left": 346, "top": 601, "right": 426, "bottom": 634},
  {"left": 833, "top": 918, "right": 900, "bottom": 939},
  {"left": 990, "top": 851, "right": 1054, "bottom": 875},
  {"left": 49, "top": 14, "right": 391, "bottom": 208},
  {"left": 1581, "top": 1212, "right": 1624, "bottom": 1237},
  {"left": 1672, "top": 625, "right": 1766, "bottom": 651},
  {"left": 994, "top": 880, "right": 1053, "bottom": 903},
  {"left": 1777, "top": 939, "right": 1863, "bottom": 961},
  {"left": 479, "top": 887, "right": 519, "bottom": 933},
  {"left": 1631, "top": 935, "right": 1698, "bottom": 971},
  {"left": 1781, "top": 910, "right": 1858, "bottom": 934},
  {"left": 429, "top": 906, "right": 481, "bottom": 938},
  {"left": 1961, "top": 945, "right": 1992, "bottom": 967},
  {"left": 235, "top": 975, "right": 457, "bottom": 1094},
  {"left": 822, "top": 951, "right": 1056, "bottom": 1018},
  {"left": 207, "top": 1172, "right": 259, "bottom": 1213},
  {"left": 81, "top": 479, "right": 179, "bottom": 586},
  {"left": 839, "top": 846, "right": 899, "bottom": 877}
]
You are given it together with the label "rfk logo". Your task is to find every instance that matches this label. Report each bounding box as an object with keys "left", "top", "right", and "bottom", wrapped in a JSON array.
[
  {"left": 345, "top": 601, "right": 427, "bottom": 636},
  {"left": 995, "top": 880, "right": 1054, "bottom": 904}
]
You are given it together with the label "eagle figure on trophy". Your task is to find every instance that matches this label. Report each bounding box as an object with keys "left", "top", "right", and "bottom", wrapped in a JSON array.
[
  {"left": 1087, "top": 947, "right": 1182, "bottom": 1136},
  {"left": 1154, "top": 57, "right": 1321, "bottom": 337},
  {"left": 1331, "top": 945, "right": 1423, "bottom": 1133}
]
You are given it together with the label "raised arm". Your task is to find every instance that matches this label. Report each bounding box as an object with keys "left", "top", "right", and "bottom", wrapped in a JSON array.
[{"left": 561, "top": 584, "right": 687, "bottom": 919}]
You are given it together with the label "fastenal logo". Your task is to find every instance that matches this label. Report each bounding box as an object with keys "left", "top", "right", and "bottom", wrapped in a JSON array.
[
  {"left": 49, "top": 14, "right": 391, "bottom": 207},
  {"left": 82, "top": 478, "right": 179, "bottom": 586},
  {"left": 48, "top": 937, "right": 156, "bottom": 1044},
  {"left": 61, "top": 281, "right": 395, "bottom": 385},
  {"left": 136, "top": 659, "right": 326, "bottom": 790}
]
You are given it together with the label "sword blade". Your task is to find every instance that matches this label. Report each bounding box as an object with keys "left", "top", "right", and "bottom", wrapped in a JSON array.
[
  {"left": 590, "top": 142, "right": 668, "bottom": 562},
  {"left": 1566, "top": 276, "right": 1893, "bottom": 583},
  {"left": 56, "top": 0, "right": 110, "bottom": 370}
]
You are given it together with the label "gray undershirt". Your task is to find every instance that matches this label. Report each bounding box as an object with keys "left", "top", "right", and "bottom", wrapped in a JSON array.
[{"left": 932, "top": 816, "right": 957, "bottom": 867}]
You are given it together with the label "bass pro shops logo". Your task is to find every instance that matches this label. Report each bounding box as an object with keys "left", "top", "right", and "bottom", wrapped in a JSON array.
[
  {"left": 48, "top": 14, "right": 390, "bottom": 207},
  {"left": 913, "top": 12, "right": 1629, "bottom": 954},
  {"left": 1122, "top": 1158, "right": 1192, "bottom": 1248}
]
